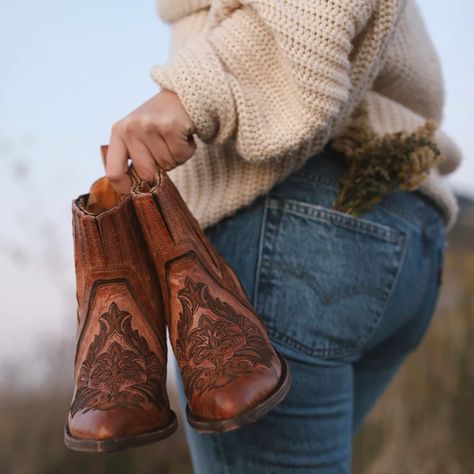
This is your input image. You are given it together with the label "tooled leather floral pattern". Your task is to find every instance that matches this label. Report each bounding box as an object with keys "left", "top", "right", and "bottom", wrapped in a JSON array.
[
  {"left": 70, "top": 302, "right": 165, "bottom": 417},
  {"left": 176, "top": 276, "right": 274, "bottom": 397}
]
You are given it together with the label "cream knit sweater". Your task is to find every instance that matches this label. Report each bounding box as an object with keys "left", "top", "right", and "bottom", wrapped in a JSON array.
[{"left": 152, "top": 0, "right": 461, "bottom": 229}]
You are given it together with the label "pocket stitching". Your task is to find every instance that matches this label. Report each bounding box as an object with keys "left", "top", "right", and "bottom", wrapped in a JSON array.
[
  {"left": 252, "top": 194, "right": 270, "bottom": 307},
  {"left": 267, "top": 327, "right": 359, "bottom": 358},
  {"left": 254, "top": 195, "right": 281, "bottom": 321},
  {"left": 255, "top": 197, "right": 408, "bottom": 359},
  {"left": 293, "top": 171, "right": 340, "bottom": 190},
  {"left": 267, "top": 260, "right": 390, "bottom": 302},
  {"left": 264, "top": 235, "right": 406, "bottom": 358},
  {"left": 267, "top": 198, "right": 404, "bottom": 245},
  {"left": 361, "top": 229, "right": 408, "bottom": 351}
]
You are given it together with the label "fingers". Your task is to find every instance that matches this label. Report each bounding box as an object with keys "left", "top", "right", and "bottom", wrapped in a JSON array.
[
  {"left": 159, "top": 127, "right": 197, "bottom": 167},
  {"left": 125, "top": 136, "right": 158, "bottom": 182},
  {"left": 142, "top": 128, "right": 176, "bottom": 171},
  {"left": 106, "top": 91, "right": 198, "bottom": 193},
  {"left": 105, "top": 133, "right": 132, "bottom": 195},
  {"left": 138, "top": 115, "right": 196, "bottom": 170}
]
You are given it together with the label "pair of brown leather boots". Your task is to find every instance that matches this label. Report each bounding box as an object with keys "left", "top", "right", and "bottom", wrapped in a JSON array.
[{"left": 64, "top": 151, "right": 291, "bottom": 453}]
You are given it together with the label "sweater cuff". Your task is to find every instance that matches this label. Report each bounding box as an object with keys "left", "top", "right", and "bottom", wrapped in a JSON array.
[{"left": 151, "top": 35, "right": 237, "bottom": 144}]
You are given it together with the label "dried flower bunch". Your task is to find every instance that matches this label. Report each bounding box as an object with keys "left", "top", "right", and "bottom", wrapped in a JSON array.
[{"left": 331, "top": 105, "right": 441, "bottom": 216}]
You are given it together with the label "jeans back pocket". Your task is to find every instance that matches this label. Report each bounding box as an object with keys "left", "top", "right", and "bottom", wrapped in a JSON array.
[{"left": 254, "top": 197, "right": 407, "bottom": 359}]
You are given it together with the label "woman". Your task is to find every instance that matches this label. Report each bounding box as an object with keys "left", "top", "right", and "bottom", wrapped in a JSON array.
[{"left": 105, "top": 0, "right": 461, "bottom": 472}]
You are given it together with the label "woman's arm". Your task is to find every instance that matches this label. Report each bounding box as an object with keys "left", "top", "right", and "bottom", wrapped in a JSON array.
[
  {"left": 106, "top": 0, "right": 406, "bottom": 194},
  {"left": 152, "top": 0, "right": 406, "bottom": 160}
]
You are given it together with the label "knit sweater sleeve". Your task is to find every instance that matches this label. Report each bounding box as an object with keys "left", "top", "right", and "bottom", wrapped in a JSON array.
[{"left": 152, "top": 0, "right": 406, "bottom": 162}]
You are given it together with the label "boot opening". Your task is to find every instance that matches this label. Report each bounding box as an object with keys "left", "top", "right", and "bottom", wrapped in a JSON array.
[{"left": 82, "top": 177, "right": 121, "bottom": 214}]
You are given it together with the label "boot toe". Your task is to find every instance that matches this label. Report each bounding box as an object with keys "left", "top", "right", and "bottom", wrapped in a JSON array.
[
  {"left": 189, "top": 364, "right": 281, "bottom": 421},
  {"left": 68, "top": 406, "right": 172, "bottom": 441}
]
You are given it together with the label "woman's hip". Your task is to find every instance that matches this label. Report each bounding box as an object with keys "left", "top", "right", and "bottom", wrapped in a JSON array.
[{"left": 205, "top": 148, "right": 446, "bottom": 361}]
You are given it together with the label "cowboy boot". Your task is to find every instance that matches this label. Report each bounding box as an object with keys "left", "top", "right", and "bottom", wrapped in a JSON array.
[
  {"left": 131, "top": 170, "right": 291, "bottom": 433},
  {"left": 64, "top": 176, "right": 177, "bottom": 452}
]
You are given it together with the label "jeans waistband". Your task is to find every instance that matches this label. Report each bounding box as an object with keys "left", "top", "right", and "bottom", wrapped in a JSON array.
[{"left": 293, "top": 148, "right": 444, "bottom": 232}]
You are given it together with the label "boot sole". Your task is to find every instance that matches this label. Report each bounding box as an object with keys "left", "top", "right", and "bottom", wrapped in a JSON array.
[
  {"left": 186, "top": 351, "right": 292, "bottom": 433},
  {"left": 64, "top": 411, "right": 178, "bottom": 453}
]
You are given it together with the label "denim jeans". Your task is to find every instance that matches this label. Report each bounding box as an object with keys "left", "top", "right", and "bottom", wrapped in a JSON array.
[{"left": 176, "top": 148, "right": 446, "bottom": 473}]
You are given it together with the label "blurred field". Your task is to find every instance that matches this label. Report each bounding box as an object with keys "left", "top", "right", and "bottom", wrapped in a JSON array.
[
  {"left": 0, "top": 365, "right": 192, "bottom": 474},
  {"left": 1, "top": 197, "right": 472, "bottom": 474},
  {"left": 353, "top": 197, "right": 474, "bottom": 473}
]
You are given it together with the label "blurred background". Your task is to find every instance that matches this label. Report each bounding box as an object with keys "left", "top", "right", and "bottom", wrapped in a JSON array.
[{"left": 0, "top": 0, "right": 472, "bottom": 473}]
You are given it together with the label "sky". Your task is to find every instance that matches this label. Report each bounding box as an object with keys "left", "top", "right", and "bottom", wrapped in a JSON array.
[{"left": 0, "top": 0, "right": 473, "bottom": 372}]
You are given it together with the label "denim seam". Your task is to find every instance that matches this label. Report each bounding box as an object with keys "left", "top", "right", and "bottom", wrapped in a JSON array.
[
  {"left": 378, "top": 202, "right": 420, "bottom": 232},
  {"left": 267, "top": 198, "right": 403, "bottom": 244},
  {"left": 253, "top": 194, "right": 270, "bottom": 307},
  {"left": 267, "top": 327, "right": 358, "bottom": 358},
  {"left": 362, "top": 229, "right": 409, "bottom": 351},
  {"left": 254, "top": 197, "right": 281, "bottom": 325},
  {"left": 407, "top": 234, "right": 443, "bottom": 351},
  {"left": 293, "top": 170, "right": 340, "bottom": 190},
  {"left": 213, "top": 432, "right": 231, "bottom": 474},
  {"left": 412, "top": 215, "right": 433, "bottom": 313}
]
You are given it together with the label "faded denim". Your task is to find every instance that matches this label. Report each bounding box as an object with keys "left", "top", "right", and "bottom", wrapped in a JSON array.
[{"left": 175, "top": 148, "right": 446, "bottom": 474}]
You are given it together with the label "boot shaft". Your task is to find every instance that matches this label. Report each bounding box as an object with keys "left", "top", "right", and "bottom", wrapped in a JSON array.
[
  {"left": 66, "top": 179, "right": 176, "bottom": 451},
  {"left": 73, "top": 186, "right": 161, "bottom": 311},
  {"left": 131, "top": 170, "right": 288, "bottom": 427}
]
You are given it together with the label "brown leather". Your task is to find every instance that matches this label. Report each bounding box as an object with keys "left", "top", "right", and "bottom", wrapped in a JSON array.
[
  {"left": 131, "top": 170, "right": 285, "bottom": 424},
  {"left": 65, "top": 177, "right": 175, "bottom": 450}
]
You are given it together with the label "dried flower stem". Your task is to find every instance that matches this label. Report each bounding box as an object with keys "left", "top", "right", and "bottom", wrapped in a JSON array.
[{"left": 331, "top": 105, "right": 441, "bottom": 216}]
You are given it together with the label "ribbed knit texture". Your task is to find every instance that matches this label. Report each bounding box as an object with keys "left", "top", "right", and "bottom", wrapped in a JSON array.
[{"left": 152, "top": 0, "right": 461, "bottom": 229}]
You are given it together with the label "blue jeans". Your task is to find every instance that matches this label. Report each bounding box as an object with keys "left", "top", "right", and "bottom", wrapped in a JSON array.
[{"left": 176, "top": 148, "right": 446, "bottom": 473}]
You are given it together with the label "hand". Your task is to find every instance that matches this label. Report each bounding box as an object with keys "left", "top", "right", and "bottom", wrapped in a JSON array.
[{"left": 105, "top": 89, "right": 197, "bottom": 195}]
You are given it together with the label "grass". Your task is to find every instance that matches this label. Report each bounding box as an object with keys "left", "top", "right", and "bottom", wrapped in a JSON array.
[{"left": 0, "top": 387, "right": 192, "bottom": 474}]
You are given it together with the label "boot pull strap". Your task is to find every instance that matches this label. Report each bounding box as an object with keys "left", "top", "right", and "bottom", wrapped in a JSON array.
[{"left": 100, "top": 144, "right": 142, "bottom": 187}]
